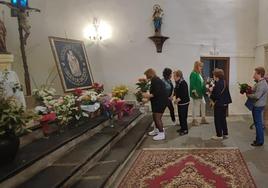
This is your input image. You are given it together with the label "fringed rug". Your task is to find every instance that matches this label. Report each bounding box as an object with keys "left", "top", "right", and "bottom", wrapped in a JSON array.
[{"left": 118, "top": 148, "right": 256, "bottom": 188}]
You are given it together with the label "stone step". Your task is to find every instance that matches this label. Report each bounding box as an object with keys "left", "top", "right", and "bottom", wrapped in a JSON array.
[
  {"left": 0, "top": 115, "right": 110, "bottom": 188},
  {"left": 16, "top": 110, "right": 143, "bottom": 188},
  {"left": 72, "top": 114, "right": 153, "bottom": 188}
]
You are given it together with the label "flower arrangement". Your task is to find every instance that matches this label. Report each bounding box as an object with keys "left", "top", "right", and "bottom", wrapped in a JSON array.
[
  {"left": 32, "top": 85, "right": 56, "bottom": 105},
  {"left": 46, "top": 94, "right": 81, "bottom": 126},
  {"left": 205, "top": 78, "right": 215, "bottom": 96},
  {"left": 112, "top": 85, "right": 129, "bottom": 99},
  {"left": 135, "top": 78, "right": 150, "bottom": 103},
  {"left": 136, "top": 78, "right": 150, "bottom": 92},
  {"left": 77, "top": 90, "right": 98, "bottom": 105},
  {"left": 0, "top": 97, "right": 34, "bottom": 135},
  {"left": 238, "top": 83, "right": 253, "bottom": 94},
  {"left": 92, "top": 83, "right": 104, "bottom": 94},
  {"left": 0, "top": 71, "right": 35, "bottom": 136}
]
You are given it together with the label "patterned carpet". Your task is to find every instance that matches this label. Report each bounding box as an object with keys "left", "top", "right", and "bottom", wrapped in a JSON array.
[{"left": 118, "top": 148, "right": 256, "bottom": 188}]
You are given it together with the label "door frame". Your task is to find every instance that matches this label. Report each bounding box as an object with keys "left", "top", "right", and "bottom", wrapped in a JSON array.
[
  {"left": 200, "top": 56, "right": 230, "bottom": 116},
  {"left": 200, "top": 56, "right": 230, "bottom": 86}
]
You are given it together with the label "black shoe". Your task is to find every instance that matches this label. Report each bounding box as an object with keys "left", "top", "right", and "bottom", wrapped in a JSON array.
[
  {"left": 251, "top": 142, "right": 263, "bottom": 147},
  {"left": 179, "top": 130, "right": 188, "bottom": 136}
]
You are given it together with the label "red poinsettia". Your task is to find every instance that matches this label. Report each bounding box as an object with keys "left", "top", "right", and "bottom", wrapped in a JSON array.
[
  {"left": 40, "top": 112, "right": 57, "bottom": 123},
  {"left": 74, "top": 88, "right": 83, "bottom": 96}
]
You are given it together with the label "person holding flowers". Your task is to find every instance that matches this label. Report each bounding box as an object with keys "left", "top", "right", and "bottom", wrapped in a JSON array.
[
  {"left": 190, "top": 61, "right": 209, "bottom": 126},
  {"left": 246, "top": 67, "right": 268, "bottom": 146},
  {"left": 143, "top": 68, "right": 168, "bottom": 141},
  {"left": 209, "top": 69, "right": 232, "bottom": 140}
]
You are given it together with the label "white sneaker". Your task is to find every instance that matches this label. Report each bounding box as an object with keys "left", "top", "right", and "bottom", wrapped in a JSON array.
[
  {"left": 153, "top": 132, "right": 165, "bottom": 141},
  {"left": 211, "top": 136, "right": 223, "bottom": 140},
  {"left": 148, "top": 128, "right": 159, "bottom": 136}
]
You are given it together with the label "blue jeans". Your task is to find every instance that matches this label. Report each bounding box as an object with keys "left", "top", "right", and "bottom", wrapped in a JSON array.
[{"left": 252, "top": 106, "right": 265, "bottom": 144}]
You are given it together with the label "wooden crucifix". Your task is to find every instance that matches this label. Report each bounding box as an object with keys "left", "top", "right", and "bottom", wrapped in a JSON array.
[{"left": 0, "top": 1, "right": 40, "bottom": 96}]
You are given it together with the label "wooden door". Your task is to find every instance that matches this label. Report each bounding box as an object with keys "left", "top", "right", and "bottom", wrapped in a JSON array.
[{"left": 200, "top": 57, "right": 230, "bottom": 116}]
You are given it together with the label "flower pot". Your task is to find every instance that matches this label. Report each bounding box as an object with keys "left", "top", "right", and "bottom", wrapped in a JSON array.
[
  {"left": 42, "top": 123, "right": 59, "bottom": 137},
  {"left": 0, "top": 133, "right": 20, "bottom": 165}
]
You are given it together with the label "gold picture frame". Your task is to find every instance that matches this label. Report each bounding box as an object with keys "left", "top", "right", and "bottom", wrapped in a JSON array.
[{"left": 49, "top": 37, "right": 94, "bottom": 92}]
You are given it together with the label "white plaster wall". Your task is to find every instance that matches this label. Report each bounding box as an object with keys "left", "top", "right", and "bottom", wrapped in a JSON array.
[
  {"left": 2, "top": 0, "right": 258, "bottom": 115},
  {"left": 255, "top": 0, "right": 268, "bottom": 68}
]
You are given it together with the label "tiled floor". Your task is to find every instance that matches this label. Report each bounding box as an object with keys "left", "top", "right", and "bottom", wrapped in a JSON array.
[{"left": 115, "top": 115, "right": 268, "bottom": 188}]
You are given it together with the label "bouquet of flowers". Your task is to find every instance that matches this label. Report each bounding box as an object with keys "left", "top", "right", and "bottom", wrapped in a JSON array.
[
  {"left": 136, "top": 78, "right": 150, "bottom": 92},
  {"left": 238, "top": 83, "right": 253, "bottom": 94},
  {"left": 32, "top": 85, "right": 56, "bottom": 105},
  {"left": 46, "top": 94, "right": 82, "bottom": 126},
  {"left": 92, "top": 83, "right": 104, "bottom": 94},
  {"left": 135, "top": 78, "right": 150, "bottom": 103},
  {"left": 205, "top": 78, "right": 215, "bottom": 96},
  {"left": 77, "top": 90, "right": 98, "bottom": 105},
  {"left": 112, "top": 85, "right": 129, "bottom": 99}
]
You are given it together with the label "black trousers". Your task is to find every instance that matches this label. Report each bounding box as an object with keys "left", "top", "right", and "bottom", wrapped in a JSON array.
[
  {"left": 177, "top": 104, "right": 189, "bottom": 131},
  {"left": 214, "top": 105, "right": 228, "bottom": 137},
  {"left": 167, "top": 99, "right": 176, "bottom": 122}
]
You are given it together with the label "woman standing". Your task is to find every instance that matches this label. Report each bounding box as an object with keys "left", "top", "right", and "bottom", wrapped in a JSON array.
[
  {"left": 190, "top": 61, "right": 208, "bottom": 126},
  {"left": 143, "top": 68, "right": 168, "bottom": 141},
  {"left": 162, "top": 68, "right": 176, "bottom": 125},
  {"left": 210, "top": 69, "right": 232, "bottom": 140},
  {"left": 173, "top": 70, "right": 190, "bottom": 135}
]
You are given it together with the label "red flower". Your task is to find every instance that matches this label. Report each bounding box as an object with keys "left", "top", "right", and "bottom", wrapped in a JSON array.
[
  {"left": 41, "top": 113, "right": 56, "bottom": 122},
  {"left": 74, "top": 88, "right": 83, "bottom": 96},
  {"left": 92, "top": 82, "right": 104, "bottom": 94}
]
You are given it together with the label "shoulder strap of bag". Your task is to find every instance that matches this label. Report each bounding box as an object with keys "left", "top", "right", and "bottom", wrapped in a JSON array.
[{"left": 220, "top": 80, "right": 226, "bottom": 95}]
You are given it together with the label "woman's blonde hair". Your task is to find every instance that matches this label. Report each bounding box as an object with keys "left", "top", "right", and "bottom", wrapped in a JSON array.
[
  {"left": 173, "top": 70, "right": 183, "bottom": 78},
  {"left": 144, "top": 68, "right": 156, "bottom": 79},
  {"left": 193, "top": 60, "right": 203, "bottom": 72}
]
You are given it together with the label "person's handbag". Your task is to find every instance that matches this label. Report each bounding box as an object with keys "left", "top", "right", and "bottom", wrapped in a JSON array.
[{"left": 245, "top": 98, "right": 254, "bottom": 111}]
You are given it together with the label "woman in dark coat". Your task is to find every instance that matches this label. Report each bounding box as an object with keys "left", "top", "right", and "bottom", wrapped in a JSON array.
[
  {"left": 210, "top": 68, "right": 232, "bottom": 140},
  {"left": 173, "top": 70, "right": 190, "bottom": 135},
  {"left": 143, "top": 68, "right": 168, "bottom": 141}
]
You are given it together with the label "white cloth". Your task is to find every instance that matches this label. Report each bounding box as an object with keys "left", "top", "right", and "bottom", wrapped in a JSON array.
[
  {"left": 0, "top": 71, "right": 26, "bottom": 108},
  {"left": 192, "top": 98, "right": 206, "bottom": 119},
  {"left": 80, "top": 102, "right": 100, "bottom": 113}
]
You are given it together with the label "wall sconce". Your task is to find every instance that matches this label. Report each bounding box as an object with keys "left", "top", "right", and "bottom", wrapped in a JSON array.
[
  {"left": 84, "top": 17, "right": 112, "bottom": 41},
  {"left": 209, "top": 39, "right": 220, "bottom": 56}
]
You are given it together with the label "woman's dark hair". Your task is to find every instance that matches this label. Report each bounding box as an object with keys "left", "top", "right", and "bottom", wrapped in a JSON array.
[{"left": 163, "top": 68, "right": 172, "bottom": 79}]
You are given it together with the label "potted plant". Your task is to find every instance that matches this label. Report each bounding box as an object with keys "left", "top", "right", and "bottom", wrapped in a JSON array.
[
  {"left": 112, "top": 85, "right": 129, "bottom": 100},
  {"left": 0, "top": 97, "right": 34, "bottom": 164}
]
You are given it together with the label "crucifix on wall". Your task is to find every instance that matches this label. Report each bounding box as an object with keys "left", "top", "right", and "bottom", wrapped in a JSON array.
[{"left": 0, "top": 0, "right": 40, "bottom": 96}]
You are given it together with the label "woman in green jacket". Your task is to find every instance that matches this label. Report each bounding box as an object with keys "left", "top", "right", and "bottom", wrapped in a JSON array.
[{"left": 190, "top": 61, "right": 209, "bottom": 126}]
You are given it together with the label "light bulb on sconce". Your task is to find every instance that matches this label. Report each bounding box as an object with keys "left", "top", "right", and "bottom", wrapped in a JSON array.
[{"left": 84, "top": 17, "right": 112, "bottom": 41}]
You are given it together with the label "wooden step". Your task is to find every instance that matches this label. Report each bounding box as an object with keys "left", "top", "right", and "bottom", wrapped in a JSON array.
[
  {"left": 72, "top": 115, "right": 153, "bottom": 188},
  {"left": 15, "top": 110, "right": 143, "bottom": 188},
  {"left": 0, "top": 115, "right": 110, "bottom": 188}
]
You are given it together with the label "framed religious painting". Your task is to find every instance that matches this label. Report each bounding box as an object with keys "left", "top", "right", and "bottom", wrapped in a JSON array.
[{"left": 49, "top": 37, "right": 94, "bottom": 92}]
